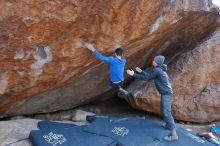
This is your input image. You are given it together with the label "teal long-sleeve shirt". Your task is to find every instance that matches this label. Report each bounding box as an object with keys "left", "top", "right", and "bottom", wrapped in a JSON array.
[{"left": 93, "top": 50, "right": 126, "bottom": 82}]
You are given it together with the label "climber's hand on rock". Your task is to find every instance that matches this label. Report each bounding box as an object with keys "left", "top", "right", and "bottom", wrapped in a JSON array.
[
  {"left": 84, "top": 43, "right": 96, "bottom": 52},
  {"left": 127, "top": 69, "right": 134, "bottom": 76},
  {"left": 135, "top": 67, "right": 142, "bottom": 73}
]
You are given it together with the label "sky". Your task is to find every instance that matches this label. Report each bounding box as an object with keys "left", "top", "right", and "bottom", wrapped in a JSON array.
[{"left": 212, "top": 0, "right": 220, "bottom": 7}]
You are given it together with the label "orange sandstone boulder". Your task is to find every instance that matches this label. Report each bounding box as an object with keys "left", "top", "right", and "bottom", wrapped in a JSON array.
[
  {"left": 0, "top": 0, "right": 219, "bottom": 117},
  {"left": 121, "top": 29, "right": 220, "bottom": 123}
]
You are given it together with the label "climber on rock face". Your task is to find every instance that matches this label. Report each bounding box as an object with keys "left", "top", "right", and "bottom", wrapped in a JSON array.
[
  {"left": 126, "top": 55, "right": 178, "bottom": 141},
  {"left": 84, "top": 43, "right": 128, "bottom": 96}
]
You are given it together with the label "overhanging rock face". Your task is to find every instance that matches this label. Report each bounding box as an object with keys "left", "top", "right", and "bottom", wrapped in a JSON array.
[
  {"left": 121, "top": 29, "right": 220, "bottom": 123},
  {"left": 0, "top": 0, "right": 219, "bottom": 117}
]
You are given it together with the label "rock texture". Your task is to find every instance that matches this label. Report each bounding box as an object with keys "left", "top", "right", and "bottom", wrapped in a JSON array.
[
  {"left": 0, "top": 118, "right": 85, "bottom": 146},
  {"left": 121, "top": 29, "right": 220, "bottom": 123},
  {"left": 0, "top": 119, "right": 38, "bottom": 146},
  {"left": 0, "top": 0, "right": 219, "bottom": 117}
]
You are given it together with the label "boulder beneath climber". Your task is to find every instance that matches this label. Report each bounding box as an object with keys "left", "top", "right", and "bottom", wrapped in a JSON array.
[
  {"left": 0, "top": 0, "right": 219, "bottom": 117},
  {"left": 0, "top": 119, "right": 39, "bottom": 146},
  {"left": 0, "top": 118, "right": 86, "bottom": 146},
  {"left": 120, "top": 29, "right": 220, "bottom": 123}
]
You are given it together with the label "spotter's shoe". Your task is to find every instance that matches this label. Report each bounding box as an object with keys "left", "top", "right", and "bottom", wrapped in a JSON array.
[{"left": 164, "top": 134, "right": 179, "bottom": 141}]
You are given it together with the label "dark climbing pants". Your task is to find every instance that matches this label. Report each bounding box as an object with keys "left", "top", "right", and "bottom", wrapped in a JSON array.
[
  {"left": 160, "top": 94, "right": 176, "bottom": 131},
  {"left": 109, "top": 81, "right": 123, "bottom": 90}
]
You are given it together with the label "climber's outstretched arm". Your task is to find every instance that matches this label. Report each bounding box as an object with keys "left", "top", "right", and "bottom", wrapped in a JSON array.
[
  {"left": 84, "top": 43, "right": 112, "bottom": 63},
  {"left": 126, "top": 68, "right": 159, "bottom": 81}
]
